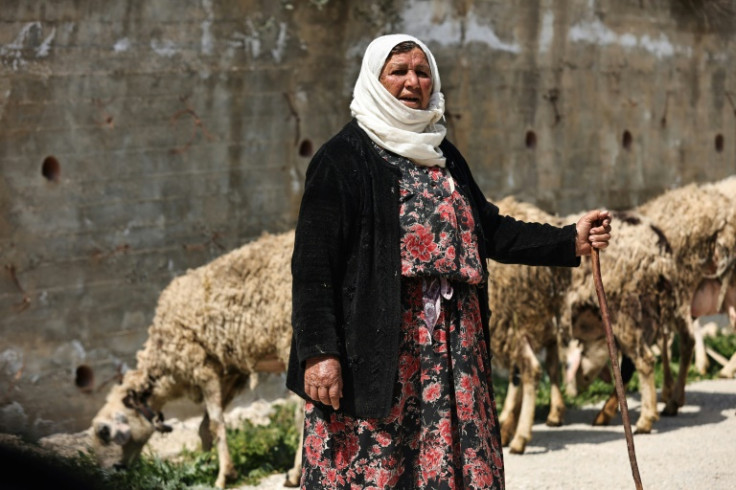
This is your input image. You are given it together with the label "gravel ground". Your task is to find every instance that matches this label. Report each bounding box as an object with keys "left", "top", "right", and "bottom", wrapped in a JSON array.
[
  {"left": 501, "top": 378, "right": 736, "bottom": 490},
  {"left": 232, "top": 378, "right": 736, "bottom": 490},
  {"left": 29, "top": 377, "right": 736, "bottom": 489}
]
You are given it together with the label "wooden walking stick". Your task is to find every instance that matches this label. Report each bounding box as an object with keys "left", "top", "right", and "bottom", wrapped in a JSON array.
[{"left": 591, "top": 241, "right": 644, "bottom": 490}]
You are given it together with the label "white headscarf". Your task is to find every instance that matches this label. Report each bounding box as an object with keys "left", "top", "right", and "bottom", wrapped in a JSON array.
[{"left": 350, "top": 34, "right": 447, "bottom": 168}]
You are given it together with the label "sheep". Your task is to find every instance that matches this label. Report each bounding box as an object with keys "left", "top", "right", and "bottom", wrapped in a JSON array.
[
  {"left": 567, "top": 179, "right": 736, "bottom": 426},
  {"left": 689, "top": 177, "right": 736, "bottom": 374},
  {"left": 487, "top": 196, "right": 572, "bottom": 454},
  {"left": 562, "top": 210, "right": 680, "bottom": 433},
  {"left": 90, "top": 229, "right": 303, "bottom": 489},
  {"left": 636, "top": 179, "right": 736, "bottom": 413}
]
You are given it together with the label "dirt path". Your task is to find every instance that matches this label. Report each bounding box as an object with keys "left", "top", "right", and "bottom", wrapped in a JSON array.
[
  {"left": 502, "top": 378, "right": 736, "bottom": 489},
  {"left": 234, "top": 378, "right": 736, "bottom": 490}
]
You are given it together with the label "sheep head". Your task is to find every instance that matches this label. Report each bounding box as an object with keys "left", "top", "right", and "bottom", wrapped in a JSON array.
[
  {"left": 564, "top": 305, "right": 609, "bottom": 396},
  {"left": 90, "top": 373, "right": 171, "bottom": 470}
]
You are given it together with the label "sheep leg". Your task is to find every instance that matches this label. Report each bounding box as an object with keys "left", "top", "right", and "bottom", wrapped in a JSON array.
[
  {"left": 659, "top": 329, "right": 674, "bottom": 405},
  {"left": 200, "top": 372, "right": 237, "bottom": 489},
  {"left": 692, "top": 318, "right": 709, "bottom": 375},
  {"left": 199, "top": 412, "right": 213, "bottom": 451},
  {"left": 199, "top": 374, "right": 247, "bottom": 453},
  {"left": 719, "top": 352, "right": 736, "bottom": 378},
  {"left": 498, "top": 367, "right": 520, "bottom": 424},
  {"left": 632, "top": 348, "right": 659, "bottom": 433},
  {"left": 509, "top": 338, "right": 541, "bottom": 454},
  {"left": 499, "top": 369, "right": 522, "bottom": 447},
  {"left": 593, "top": 355, "right": 635, "bottom": 426},
  {"left": 284, "top": 398, "right": 305, "bottom": 487},
  {"left": 544, "top": 342, "right": 565, "bottom": 427},
  {"left": 593, "top": 387, "right": 620, "bottom": 426},
  {"left": 563, "top": 339, "right": 582, "bottom": 398},
  {"left": 663, "top": 318, "right": 694, "bottom": 416}
]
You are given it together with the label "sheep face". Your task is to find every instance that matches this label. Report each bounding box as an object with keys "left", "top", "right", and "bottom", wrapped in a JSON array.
[
  {"left": 565, "top": 307, "right": 609, "bottom": 396},
  {"left": 565, "top": 337, "right": 609, "bottom": 396},
  {"left": 91, "top": 383, "right": 168, "bottom": 469},
  {"left": 575, "top": 338, "right": 609, "bottom": 390}
]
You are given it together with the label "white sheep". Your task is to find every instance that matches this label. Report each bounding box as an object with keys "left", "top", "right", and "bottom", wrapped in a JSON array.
[
  {"left": 487, "top": 196, "right": 572, "bottom": 454},
  {"left": 562, "top": 210, "right": 681, "bottom": 433},
  {"left": 636, "top": 179, "right": 736, "bottom": 413},
  {"left": 568, "top": 179, "right": 736, "bottom": 426},
  {"left": 689, "top": 177, "right": 736, "bottom": 375},
  {"left": 90, "top": 230, "right": 302, "bottom": 489}
]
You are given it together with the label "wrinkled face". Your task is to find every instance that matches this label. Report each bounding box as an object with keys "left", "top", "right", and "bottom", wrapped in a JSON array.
[
  {"left": 379, "top": 47, "right": 433, "bottom": 110},
  {"left": 90, "top": 385, "right": 156, "bottom": 469}
]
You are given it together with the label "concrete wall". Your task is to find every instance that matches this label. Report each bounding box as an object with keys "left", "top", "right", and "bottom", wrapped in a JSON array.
[{"left": 1, "top": 0, "right": 735, "bottom": 437}]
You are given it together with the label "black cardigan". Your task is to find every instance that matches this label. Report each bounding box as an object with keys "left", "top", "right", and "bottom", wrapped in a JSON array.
[{"left": 286, "top": 120, "right": 580, "bottom": 418}]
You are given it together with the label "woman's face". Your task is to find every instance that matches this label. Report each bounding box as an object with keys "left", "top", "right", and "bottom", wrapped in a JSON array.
[{"left": 379, "top": 47, "right": 433, "bottom": 110}]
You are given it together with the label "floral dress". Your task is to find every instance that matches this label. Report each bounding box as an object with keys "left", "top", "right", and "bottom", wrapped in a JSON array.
[{"left": 300, "top": 145, "right": 504, "bottom": 489}]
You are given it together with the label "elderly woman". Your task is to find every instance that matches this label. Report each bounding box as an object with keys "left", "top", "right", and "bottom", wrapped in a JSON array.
[{"left": 286, "top": 34, "right": 611, "bottom": 489}]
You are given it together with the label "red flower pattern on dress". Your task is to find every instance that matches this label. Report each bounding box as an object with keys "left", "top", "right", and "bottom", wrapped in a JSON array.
[
  {"left": 304, "top": 433, "right": 324, "bottom": 466},
  {"left": 404, "top": 223, "right": 438, "bottom": 262},
  {"left": 424, "top": 381, "right": 442, "bottom": 402}
]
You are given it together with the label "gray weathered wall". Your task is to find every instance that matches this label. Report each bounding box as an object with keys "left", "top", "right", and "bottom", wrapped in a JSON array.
[{"left": 1, "top": 0, "right": 735, "bottom": 437}]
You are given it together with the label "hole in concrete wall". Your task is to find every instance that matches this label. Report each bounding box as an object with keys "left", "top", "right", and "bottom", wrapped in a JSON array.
[
  {"left": 42, "top": 156, "right": 61, "bottom": 182},
  {"left": 715, "top": 134, "right": 724, "bottom": 153},
  {"left": 298, "top": 139, "right": 313, "bottom": 158},
  {"left": 525, "top": 130, "right": 537, "bottom": 149},
  {"left": 622, "top": 130, "right": 633, "bottom": 150},
  {"left": 75, "top": 364, "right": 95, "bottom": 392}
]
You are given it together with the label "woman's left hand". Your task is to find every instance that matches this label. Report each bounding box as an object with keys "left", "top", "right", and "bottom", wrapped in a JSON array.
[{"left": 575, "top": 210, "right": 612, "bottom": 256}]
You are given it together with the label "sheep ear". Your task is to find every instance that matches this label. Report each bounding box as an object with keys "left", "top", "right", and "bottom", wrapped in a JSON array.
[
  {"left": 122, "top": 391, "right": 136, "bottom": 409},
  {"left": 95, "top": 423, "right": 111, "bottom": 444}
]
